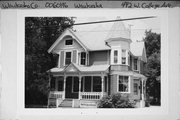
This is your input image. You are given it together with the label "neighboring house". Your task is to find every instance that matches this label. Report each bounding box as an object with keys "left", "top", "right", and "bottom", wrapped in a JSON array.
[{"left": 47, "top": 17, "right": 147, "bottom": 108}]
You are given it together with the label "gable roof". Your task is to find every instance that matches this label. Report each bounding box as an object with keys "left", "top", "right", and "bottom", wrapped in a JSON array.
[
  {"left": 48, "top": 17, "right": 146, "bottom": 59},
  {"left": 130, "top": 41, "right": 147, "bottom": 62},
  {"left": 48, "top": 28, "right": 88, "bottom": 53}
]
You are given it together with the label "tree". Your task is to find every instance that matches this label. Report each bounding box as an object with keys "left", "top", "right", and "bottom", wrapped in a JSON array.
[
  {"left": 25, "top": 17, "right": 74, "bottom": 107},
  {"left": 143, "top": 30, "right": 161, "bottom": 105}
]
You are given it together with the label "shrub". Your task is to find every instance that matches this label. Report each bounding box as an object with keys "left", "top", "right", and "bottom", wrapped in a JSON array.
[{"left": 98, "top": 93, "right": 135, "bottom": 108}]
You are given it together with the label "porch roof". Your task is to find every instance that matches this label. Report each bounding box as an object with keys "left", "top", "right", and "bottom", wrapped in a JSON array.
[
  {"left": 111, "top": 71, "right": 146, "bottom": 79},
  {"left": 48, "top": 63, "right": 110, "bottom": 73}
]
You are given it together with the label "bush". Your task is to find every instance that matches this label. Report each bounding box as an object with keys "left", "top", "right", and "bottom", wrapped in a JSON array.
[{"left": 98, "top": 93, "right": 135, "bottom": 108}]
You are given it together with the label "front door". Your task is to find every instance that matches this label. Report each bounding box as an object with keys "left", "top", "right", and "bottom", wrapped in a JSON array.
[{"left": 65, "top": 76, "right": 79, "bottom": 99}]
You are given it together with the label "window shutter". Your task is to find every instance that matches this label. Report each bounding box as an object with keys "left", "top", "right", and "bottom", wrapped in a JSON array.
[
  {"left": 72, "top": 50, "right": 77, "bottom": 64},
  {"left": 53, "top": 54, "right": 59, "bottom": 67},
  {"left": 60, "top": 51, "right": 64, "bottom": 68}
]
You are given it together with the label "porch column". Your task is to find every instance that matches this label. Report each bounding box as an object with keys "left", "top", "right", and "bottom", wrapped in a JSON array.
[
  {"left": 78, "top": 75, "right": 82, "bottom": 100},
  {"left": 63, "top": 75, "right": 66, "bottom": 99},
  {"left": 140, "top": 78, "right": 145, "bottom": 107},
  {"left": 101, "top": 75, "right": 104, "bottom": 98},
  {"left": 141, "top": 79, "right": 144, "bottom": 101}
]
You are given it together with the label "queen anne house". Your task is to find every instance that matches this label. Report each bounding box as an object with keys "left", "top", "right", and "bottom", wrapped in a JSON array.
[{"left": 47, "top": 17, "right": 147, "bottom": 108}]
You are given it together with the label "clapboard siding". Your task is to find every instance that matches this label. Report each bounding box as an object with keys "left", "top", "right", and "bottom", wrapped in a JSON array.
[{"left": 89, "top": 51, "right": 109, "bottom": 65}]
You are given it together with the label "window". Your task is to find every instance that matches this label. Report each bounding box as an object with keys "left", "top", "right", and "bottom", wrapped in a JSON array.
[
  {"left": 114, "top": 50, "right": 118, "bottom": 63},
  {"left": 133, "top": 83, "right": 138, "bottom": 95},
  {"left": 118, "top": 76, "right": 129, "bottom": 92},
  {"left": 134, "top": 58, "right": 138, "bottom": 70},
  {"left": 65, "top": 52, "right": 71, "bottom": 65},
  {"left": 80, "top": 52, "right": 86, "bottom": 65},
  {"left": 65, "top": 39, "right": 73, "bottom": 45},
  {"left": 122, "top": 49, "right": 126, "bottom": 64}
]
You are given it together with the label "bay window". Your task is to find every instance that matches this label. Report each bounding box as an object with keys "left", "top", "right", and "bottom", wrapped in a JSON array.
[
  {"left": 114, "top": 50, "right": 118, "bottom": 64},
  {"left": 118, "top": 76, "right": 129, "bottom": 92},
  {"left": 122, "top": 49, "right": 126, "bottom": 65},
  {"left": 133, "top": 83, "right": 138, "bottom": 95}
]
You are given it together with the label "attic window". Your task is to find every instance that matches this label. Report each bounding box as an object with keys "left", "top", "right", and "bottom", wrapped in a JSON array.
[{"left": 65, "top": 39, "right": 73, "bottom": 45}]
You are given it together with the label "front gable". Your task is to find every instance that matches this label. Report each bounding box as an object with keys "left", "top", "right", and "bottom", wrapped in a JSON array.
[
  {"left": 55, "top": 36, "right": 84, "bottom": 52},
  {"left": 64, "top": 63, "right": 80, "bottom": 73},
  {"left": 141, "top": 47, "right": 147, "bottom": 62},
  {"left": 48, "top": 28, "right": 88, "bottom": 54}
]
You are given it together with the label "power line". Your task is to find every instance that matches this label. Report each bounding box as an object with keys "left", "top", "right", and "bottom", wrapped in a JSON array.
[
  {"left": 75, "top": 28, "right": 160, "bottom": 32},
  {"left": 73, "top": 16, "right": 156, "bottom": 26}
]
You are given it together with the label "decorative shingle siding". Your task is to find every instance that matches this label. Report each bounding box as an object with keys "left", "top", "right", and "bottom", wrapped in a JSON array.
[
  {"left": 60, "top": 51, "right": 64, "bottom": 68},
  {"left": 110, "top": 65, "right": 129, "bottom": 71}
]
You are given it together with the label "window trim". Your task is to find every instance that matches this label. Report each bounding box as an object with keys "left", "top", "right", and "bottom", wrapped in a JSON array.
[
  {"left": 64, "top": 50, "right": 72, "bottom": 66},
  {"left": 117, "top": 75, "right": 130, "bottom": 93}
]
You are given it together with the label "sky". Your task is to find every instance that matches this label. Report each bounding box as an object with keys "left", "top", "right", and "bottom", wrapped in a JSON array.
[{"left": 73, "top": 12, "right": 160, "bottom": 42}]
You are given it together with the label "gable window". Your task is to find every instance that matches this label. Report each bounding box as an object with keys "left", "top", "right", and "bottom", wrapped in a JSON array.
[
  {"left": 65, "top": 52, "right": 71, "bottom": 65},
  {"left": 118, "top": 76, "right": 129, "bottom": 92},
  {"left": 122, "top": 49, "right": 126, "bottom": 65},
  {"left": 80, "top": 52, "right": 86, "bottom": 65},
  {"left": 65, "top": 39, "right": 73, "bottom": 45},
  {"left": 114, "top": 50, "right": 118, "bottom": 64},
  {"left": 134, "top": 58, "right": 138, "bottom": 70}
]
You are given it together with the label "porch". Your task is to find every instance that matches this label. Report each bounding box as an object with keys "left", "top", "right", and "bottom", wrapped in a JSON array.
[
  {"left": 47, "top": 63, "right": 109, "bottom": 108},
  {"left": 48, "top": 75, "right": 108, "bottom": 108}
]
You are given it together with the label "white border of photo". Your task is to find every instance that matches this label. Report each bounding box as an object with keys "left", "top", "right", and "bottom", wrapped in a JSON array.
[{"left": 1, "top": 8, "right": 180, "bottom": 120}]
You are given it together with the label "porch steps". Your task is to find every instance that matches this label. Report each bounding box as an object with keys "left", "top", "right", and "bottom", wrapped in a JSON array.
[{"left": 59, "top": 99, "right": 73, "bottom": 108}]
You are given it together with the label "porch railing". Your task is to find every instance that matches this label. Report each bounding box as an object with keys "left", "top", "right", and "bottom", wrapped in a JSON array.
[
  {"left": 81, "top": 92, "right": 107, "bottom": 100},
  {"left": 49, "top": 91, "right": 64, "bottom": 99}
]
